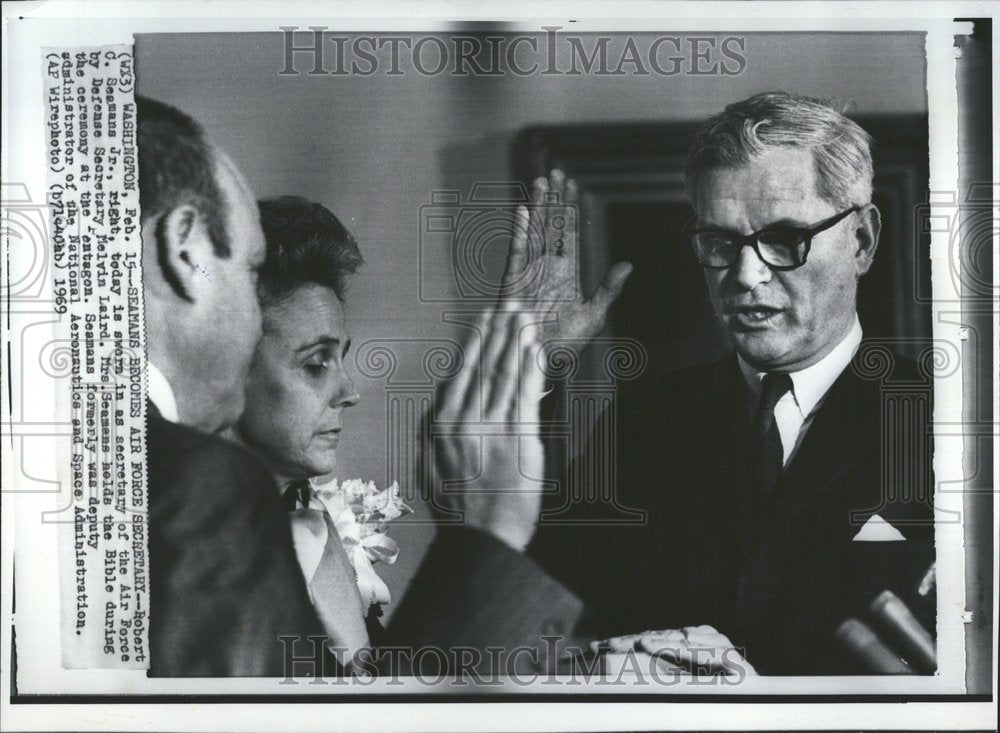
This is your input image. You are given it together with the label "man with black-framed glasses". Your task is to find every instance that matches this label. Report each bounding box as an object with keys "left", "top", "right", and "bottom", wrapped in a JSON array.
[
  {"left": 686, "top": 204, "right": 861, "bottom": 271},
  {"left": 617, "top": 96, "right": 935, "bottom": 673},
  {"left": 398, "top": 91, "right": 935, "bottom": 676}
]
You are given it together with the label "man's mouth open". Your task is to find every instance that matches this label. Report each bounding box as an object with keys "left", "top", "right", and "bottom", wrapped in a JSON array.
[{"left": 724, "top": 306, "right": 784, "bottom": 329}]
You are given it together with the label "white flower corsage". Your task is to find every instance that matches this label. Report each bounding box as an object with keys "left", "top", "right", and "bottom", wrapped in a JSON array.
[{"left": 314, "top": 479, "right": 411, "bottom": 617}]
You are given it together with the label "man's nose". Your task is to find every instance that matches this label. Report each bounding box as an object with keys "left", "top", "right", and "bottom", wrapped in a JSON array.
[
  {"left": 246, "top": 303, "right": 264, "bottom": 353},
  {"left": 729, "top": 244, "right": 772, "bottom": 291}
]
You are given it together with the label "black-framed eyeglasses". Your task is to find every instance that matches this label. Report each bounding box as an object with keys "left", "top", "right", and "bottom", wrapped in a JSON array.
[{"left": 685, "top": 206, "right": 862, "bottom": 271}]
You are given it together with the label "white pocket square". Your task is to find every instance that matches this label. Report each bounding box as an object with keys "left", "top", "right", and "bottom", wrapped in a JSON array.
[{"left": 852, "top": 514, "right": 906, "bottom": 542}]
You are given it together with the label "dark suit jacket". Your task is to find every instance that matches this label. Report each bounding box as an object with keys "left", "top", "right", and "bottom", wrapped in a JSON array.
[
  {"left": 386, "top": 525, "right": 585, "bottom": 674},
  {"left": 394, "top": 347, "right": 936, "bottom": 675},
  {"left": 529, "top": 347, "right": 937, "bottom": 674},
  {"left": 147, "top": 405, "right": 325, "bottom": 676},
  {"left": 148, "top": 405, "right": 528, "bottom": 678},
  {"left": 148, "top": 401, "right": 564, "bottom": 678}
]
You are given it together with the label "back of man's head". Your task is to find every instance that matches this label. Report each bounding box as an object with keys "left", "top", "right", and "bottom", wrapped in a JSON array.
[
  {"left": 685, "top": 91, "right": 874, "bottom": 209},
  {"left": 137, "top": 96, "right": 230, "bottom": 259},
  {"left": 137, "top": 97, "right": 265, "bottom": 433}
]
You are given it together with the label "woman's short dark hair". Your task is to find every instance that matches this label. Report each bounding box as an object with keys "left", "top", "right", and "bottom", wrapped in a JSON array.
[{"left": 256, "top": 196, "right": 364, "bottom": 304}]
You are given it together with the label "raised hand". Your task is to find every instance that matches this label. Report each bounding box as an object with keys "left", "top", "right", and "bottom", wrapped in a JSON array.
[
  {"left": 522, "top": 170, "right": 633, "bottom": 355},
  {"left": 430, "top": 171, "right": 632, "bottom": 550},
  {"left": 432, "top": 305, "right": 545, "bottom": 551}
]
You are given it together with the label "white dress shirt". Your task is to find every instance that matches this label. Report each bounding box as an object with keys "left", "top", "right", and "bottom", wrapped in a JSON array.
[
  {"left": 738, "top": 316, "right": 863, "bottom": 467},
  {"left": 147, "top": 361, "right": 179, "bottom": 423}
]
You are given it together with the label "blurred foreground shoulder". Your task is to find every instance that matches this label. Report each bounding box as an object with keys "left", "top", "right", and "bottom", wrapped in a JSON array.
[{"left": 147, "top": 412, "right": 322, "bottom": 677}]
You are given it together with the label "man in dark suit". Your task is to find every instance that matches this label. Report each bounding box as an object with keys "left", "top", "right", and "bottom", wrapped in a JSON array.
[
  {"left": 394, "top": 91, "right": 935, "bottom": 675},
  {"left": 138, "top": 97, "right": 322, "bottom": 676}
]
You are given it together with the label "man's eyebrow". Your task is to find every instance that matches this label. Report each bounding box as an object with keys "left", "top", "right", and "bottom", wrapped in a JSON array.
[
  {"left": 757, "top": 217, "right": 812, "bottom": 229},
  {"left": 696, "top": 216, "right": 811, "bottom": 232}
]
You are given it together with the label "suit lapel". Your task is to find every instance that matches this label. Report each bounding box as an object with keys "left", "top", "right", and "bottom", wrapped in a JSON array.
[
  {"left": 753, "top": 361, "right": 874, "bottom": 548},
  {"left": 696, "top": 355, "right": 755, "bottom": 568},
  {"left": 689, "top": 354, "right": 749, "bottom": 511}
]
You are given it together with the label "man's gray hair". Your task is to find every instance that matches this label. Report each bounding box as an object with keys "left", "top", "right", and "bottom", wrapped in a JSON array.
[{"left": 685, "top": 91, "right": 874, "bottom": 208}]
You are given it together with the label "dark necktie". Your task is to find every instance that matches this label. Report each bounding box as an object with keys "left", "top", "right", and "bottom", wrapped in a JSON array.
[
  {"left": 750, "top": 372, "right": 793, "bottom": 501},
  {"left": 280, "top": 480, "right": 312, "bottom": 512}
]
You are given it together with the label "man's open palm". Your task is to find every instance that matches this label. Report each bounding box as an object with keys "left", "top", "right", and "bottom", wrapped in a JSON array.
[{"left": 430, "top": 170, "right": 632, "bottom": 550}]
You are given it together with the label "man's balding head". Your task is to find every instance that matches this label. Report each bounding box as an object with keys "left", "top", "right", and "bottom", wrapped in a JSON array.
[{"left": 138, "top": 97, "right": 265, "bottom": 432}]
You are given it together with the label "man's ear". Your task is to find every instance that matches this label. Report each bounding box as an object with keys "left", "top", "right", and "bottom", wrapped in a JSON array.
[
  {"left": 853, "top": 203, "right": 881, "bottom": 277},
  {"left": 154, "top": 204, "right": 213, "bottom": 302}
]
